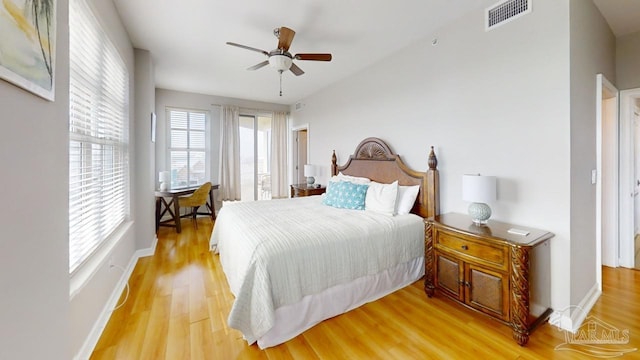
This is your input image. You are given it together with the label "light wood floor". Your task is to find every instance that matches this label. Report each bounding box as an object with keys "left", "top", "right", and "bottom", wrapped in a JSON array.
[{"left": 91, "top": 218, "right": 640, "bottom": 359}]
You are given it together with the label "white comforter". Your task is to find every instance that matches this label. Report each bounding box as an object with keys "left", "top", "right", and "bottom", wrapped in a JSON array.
[{"left": 210, "top": 195, "right": 424, "bottom": 344}]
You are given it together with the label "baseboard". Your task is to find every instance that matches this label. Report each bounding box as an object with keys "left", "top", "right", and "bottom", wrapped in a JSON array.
[
  {"left": 549, "top": 283, "right": 601, "bottom": 332},
  {"left": 74, "top": 235, "right": 158, "bottom": 360}
]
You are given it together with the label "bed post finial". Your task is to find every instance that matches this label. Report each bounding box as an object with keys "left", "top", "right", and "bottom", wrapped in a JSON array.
[
  {"left": 331, "top": 150, "right": 337, "bottom": 176},
  {"left": 428, "top": 146, "right": 437, "bottom": 170}
]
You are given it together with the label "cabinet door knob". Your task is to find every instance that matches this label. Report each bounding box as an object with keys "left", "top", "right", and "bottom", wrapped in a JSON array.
[{"left": 461, "top": 245, "right": 469, "bottom": 250}]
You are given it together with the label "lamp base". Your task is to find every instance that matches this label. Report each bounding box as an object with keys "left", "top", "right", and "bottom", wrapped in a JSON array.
[
  {"left": 468, "top": 202, "right": 491, "bottom": 225},
  {"left": 306, "top": 176, "right": 315, "bottom": 185},
  {"left": 160, "top": 182, "right": 168, "bottom": 191}
]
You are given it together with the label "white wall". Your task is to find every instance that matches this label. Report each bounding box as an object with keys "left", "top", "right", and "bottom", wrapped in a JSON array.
[
  {"left": 0, "top": 0, "right": 70, "bottom": 357},
  {"left": 134, "top": 49, "right": 156, "bottom": 250},
  {"left": 568, "top": 0, "right": 616, "bottom": 309},
  {"left": 616, "top": 31, "right": 640, "bottom": 91},
  {"left": 290, "top": 1, "right": 573, "bottom": 312},
  {"left": 154, "top": 88, "right": 289, "bottom": 209}
]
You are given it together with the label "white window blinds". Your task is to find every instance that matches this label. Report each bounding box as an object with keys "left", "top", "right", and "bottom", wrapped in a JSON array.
[
  {"left": 69, "top": 0, "right": 129, "bottom": 274},
  {"left": 168, "top": 109, "right": 207, "bottom": 188}
]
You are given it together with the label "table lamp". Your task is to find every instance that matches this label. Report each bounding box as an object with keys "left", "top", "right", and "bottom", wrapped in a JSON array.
[
  {"left": 159, "top": 171, "right": 171, "bottom": 191},
  {"left": 463, "top": 174, "right": 496, "bottom": 225},
  {"left": 304, "top": 164, "right": 316, "bottom": 185}
]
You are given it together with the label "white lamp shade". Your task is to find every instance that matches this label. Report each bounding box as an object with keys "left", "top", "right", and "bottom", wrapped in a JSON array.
[
  {"left": 304, "top": 164, "right": 315, "bottom": 177},
  {"left": 269, "top": 55, "right": 292, "bottom": 71},
  {"left": 462, "top": 174, "right": 496, "bottom": 203},
  {"left": 159, "top": 171, "right": 171, "bottom": 184}
]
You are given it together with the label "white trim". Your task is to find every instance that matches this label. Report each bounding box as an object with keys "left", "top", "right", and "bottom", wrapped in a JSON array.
[
  {"left": 73, "top": 237, "right": 157, "bottom": 360},
  {"left": 619, "top": 88, "right": 640, "bottom": 268},
  {"left": 595, "top": 73, "right": 619, "bottom": 289},
  {"left": 549, "top": 283, "right": 601, "bottom": 332},
  {"left": 290, "top": 124, "right": 310, "bottom": 188}
]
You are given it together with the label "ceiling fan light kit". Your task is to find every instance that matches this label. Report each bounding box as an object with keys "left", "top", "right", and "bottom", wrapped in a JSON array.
[
  {"left": 269, "top": 55, "right": 292, "bottom": 71},
  {"left": 227, "top": 26, "right": 332, "bottom": 96}
]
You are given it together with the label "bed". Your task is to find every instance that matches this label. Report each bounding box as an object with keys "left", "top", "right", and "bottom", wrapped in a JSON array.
[{"left": 210, "top": 137, "right": 440, "bottom": 349}]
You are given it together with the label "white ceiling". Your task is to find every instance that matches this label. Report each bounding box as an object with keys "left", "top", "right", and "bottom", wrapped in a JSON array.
[{"left": 113, "top": 0, "right": 640, "bottom": 106}]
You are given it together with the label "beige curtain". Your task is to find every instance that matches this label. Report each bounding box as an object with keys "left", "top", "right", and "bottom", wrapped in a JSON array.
[
  {"left": 270, "top": 111, "right": 288, "bottom": 198},
  {"left": 219, "top": 106, "right": 241, "bottom": 200}
]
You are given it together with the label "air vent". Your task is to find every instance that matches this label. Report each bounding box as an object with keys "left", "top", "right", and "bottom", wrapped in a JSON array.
[{"left": 486, "top": 0, "right": 531, "bottom": 31}]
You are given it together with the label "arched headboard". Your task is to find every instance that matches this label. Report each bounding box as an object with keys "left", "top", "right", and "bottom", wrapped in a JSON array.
[{"left": 331, "top": 137, "right": 440, "bottom": 219}]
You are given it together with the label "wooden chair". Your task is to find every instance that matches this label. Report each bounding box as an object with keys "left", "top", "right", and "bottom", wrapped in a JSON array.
[{"left": 178, "top": 182, "right": 212, "bottom": 229}]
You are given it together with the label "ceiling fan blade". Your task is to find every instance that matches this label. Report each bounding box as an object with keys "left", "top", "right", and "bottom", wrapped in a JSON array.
[
  {"left": 226, "top": 42, "right": 269, "bottom": 56},
  {"left": 247, "top": 60, "right": 269, "bottom": 71},
  {"left": 277, "top": 27, "right": 296, "bottom": 51},
  {"left": 294, "top": 53, "right": 332, "bottom": 61},
  {"left": 289, "top": 62, "right": 305, "bottom": 76}
]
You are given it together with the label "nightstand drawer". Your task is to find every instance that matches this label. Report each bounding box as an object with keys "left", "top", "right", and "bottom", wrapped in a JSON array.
[{"left": 436, "top": 231, "right": 506, "bottom": 269}]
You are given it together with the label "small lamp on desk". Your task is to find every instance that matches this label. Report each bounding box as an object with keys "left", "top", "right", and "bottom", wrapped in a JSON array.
[
  {"left": 159, "top": 171, "right": 171, "bottom": 191},
  {"left": 463, "top": 174, "right": 496, "bottom": 226},
  {"left": 304, "top": 164, "right": 316, "bottom": 186}
]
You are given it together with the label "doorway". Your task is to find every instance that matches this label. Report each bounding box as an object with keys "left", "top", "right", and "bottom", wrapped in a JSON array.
[
  {"left": 239, "top": 114, "right": 272, "bottom": 201},
  {"left": 292, "top": 126, "right": 308, "bottom": 185},
  {"left": 619, "top": 87, "right": 640, "bottom": 269},
  {"left": 596, "top": 74, "right": 619, "bottom": 289}
]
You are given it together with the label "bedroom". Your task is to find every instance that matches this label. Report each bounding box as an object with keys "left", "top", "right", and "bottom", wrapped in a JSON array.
[{"left": 1, "top": 0, "right": 640, "bottom": 359}]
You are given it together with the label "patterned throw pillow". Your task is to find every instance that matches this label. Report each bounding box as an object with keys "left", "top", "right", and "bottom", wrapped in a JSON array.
[{"left": 323, "top": 181, "right": 369, "bottom": 210}]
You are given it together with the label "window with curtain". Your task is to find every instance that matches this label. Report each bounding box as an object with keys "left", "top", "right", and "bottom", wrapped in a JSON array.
[
  {"left": 239, "top": 114, "right": 272, "bottom": 201},
  {"left": 68, "top": 0, "right": 129, "bottom": 274},
  {"left": 168, "top": 108, "right": 208, "bottom": 188}
]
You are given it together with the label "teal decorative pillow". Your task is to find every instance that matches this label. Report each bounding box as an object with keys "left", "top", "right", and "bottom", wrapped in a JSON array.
[{"left": 323, "top": 181, "right": 369, "bottom": 210}]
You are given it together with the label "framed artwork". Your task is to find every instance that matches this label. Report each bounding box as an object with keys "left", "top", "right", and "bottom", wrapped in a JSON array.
[
  {"left": 151, "top": 112, "right": 157, "bottom": 142},
  {"left": 0, "top": 0, "right": 56, "bottom": 101}
]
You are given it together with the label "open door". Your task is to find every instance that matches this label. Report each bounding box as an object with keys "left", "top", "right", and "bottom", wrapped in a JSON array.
[
  {"left": 596, "top": 74, "right": 618, "bottom": 290},
  {"left": 619, "top": 87, "right": 640, "bottom": 269},
  {"left": 291, "top": 126, "right": 308, "bottom": 186}
]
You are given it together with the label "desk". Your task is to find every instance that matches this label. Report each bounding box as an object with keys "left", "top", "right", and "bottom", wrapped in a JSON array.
[{"left": 155, "top": 184, "right": 219, "bottom": 233}]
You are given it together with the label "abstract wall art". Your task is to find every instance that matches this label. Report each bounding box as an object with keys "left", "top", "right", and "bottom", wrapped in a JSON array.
[{"left": 0, "top": 0, "right": 56, "bottom": 101}]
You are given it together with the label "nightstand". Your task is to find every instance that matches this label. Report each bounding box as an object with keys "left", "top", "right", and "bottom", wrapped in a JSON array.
[
  {"left": 290, "top": 183, "right": 326, "bottom": 198},
  {"left": 424, "top": 213, "right": 553, "bottom": 346}
]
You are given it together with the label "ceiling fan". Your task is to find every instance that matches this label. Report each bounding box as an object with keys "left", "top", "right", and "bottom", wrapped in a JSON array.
[{"left": 226, "top": 26, "right": 332, "bottom": 96}]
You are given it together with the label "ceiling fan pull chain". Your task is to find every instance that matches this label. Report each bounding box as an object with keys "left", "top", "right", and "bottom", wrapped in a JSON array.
[{"left": 279, "top": 70, "right": 283, "bottom": 96}]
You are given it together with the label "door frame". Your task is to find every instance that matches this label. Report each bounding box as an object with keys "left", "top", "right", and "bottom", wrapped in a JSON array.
[
  {"left": 596, "top": 73, "right": 618, "bottom": 289},
  {"left": 619, "top": 87, "right": 640, "bottom": 268},
  {"left": 290, "top": 124, "right": 309, "bottom": 187}
]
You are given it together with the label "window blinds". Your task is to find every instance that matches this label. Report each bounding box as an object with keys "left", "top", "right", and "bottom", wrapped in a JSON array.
[
  {"left": 168, "top": 109, "right": 207, "bottom": 188},
  {"left": 69, "top": 0, "right": 129, "bottom": 274}
]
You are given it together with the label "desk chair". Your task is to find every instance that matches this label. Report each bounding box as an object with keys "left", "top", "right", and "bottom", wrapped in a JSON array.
[{"left": 178, "top": 182, "right": 212, "bottom": 229}]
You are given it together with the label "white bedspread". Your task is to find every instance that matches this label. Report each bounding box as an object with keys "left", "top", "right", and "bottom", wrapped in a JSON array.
[{"left": 210, "top": 195, "right": 424, "bottom": 344}]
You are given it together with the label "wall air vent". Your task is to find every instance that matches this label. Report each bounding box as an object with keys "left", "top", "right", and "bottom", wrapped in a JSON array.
[{"left": 486, "top": 0, "right": 531, "bottom": 31}]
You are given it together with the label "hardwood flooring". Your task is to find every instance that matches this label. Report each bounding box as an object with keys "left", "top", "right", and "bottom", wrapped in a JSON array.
[{"left": 91, "top": 218, "right": 640, "bottom": 359}]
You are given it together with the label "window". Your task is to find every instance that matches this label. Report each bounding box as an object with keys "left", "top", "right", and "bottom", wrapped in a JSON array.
[
  {"left": 168, "top": 109, "right": 208, "bottom": 188},
  {"left": 68, "top": 0, "right": 129, "bottom": 274},
  {"left": 239, "top": 114, "right": 272, "bottom": 201}
]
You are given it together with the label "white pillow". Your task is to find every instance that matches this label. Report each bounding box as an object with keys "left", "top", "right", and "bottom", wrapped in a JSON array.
[
  {"left": 395, "top": 185, "right": 420, "bottom": 215},
  {"left": 329, "top": 172, "right": 371, "bottom": 184},
  {"left": 365, "top": 181, "right": 398, "bottom": 216}
]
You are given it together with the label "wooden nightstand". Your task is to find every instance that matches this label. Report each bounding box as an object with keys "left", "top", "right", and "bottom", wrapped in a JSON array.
[
  {"left": 290, "top": 183, "right": 326, "bottom": 198},
  {"left": 424, "top": 213, "right": 553, "bottom": 346}
]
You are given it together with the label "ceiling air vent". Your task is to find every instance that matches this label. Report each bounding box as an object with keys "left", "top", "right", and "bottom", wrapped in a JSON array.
[{"left": 486, "top": 0, "right": 531, "bottom": 31}]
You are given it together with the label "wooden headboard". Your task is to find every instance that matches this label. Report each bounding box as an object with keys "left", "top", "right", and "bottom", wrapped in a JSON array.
[{"left": 331, "top": 137, "right": 440, "bottom": 219}]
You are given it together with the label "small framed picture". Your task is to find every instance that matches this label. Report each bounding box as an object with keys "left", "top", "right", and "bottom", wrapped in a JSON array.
[{"left": 151, "top": 112, "right": 157, "bottom": 142}]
